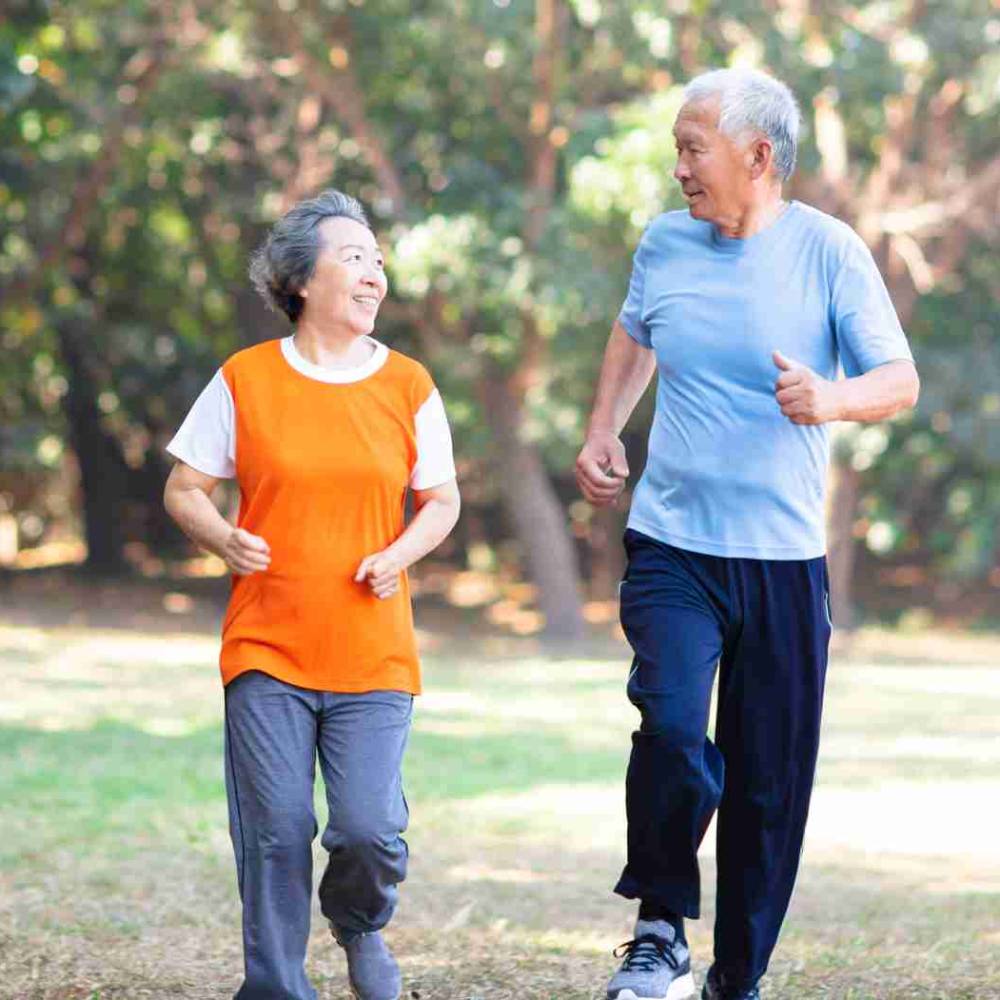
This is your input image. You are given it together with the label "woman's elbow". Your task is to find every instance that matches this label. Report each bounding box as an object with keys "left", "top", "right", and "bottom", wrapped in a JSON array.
[
  {"left": 163, "top": 479, "right": 178, "bottom": 518},
  {"left": 439, "top": 484, "right": 461, "bottom": 535}
]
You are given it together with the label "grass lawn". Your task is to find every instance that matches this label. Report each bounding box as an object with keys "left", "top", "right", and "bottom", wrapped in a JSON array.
[{"left": 0, "top": 621, "right": 998, "bottom": 999}]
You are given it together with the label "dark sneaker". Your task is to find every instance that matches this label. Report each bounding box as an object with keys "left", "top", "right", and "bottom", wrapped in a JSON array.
[
  {"left": 340, "top": 930, "right": 401, "bottom": 1000},
  {"left": 606, "top": 918, "right": 695, "bottom": 1000},
  {"left": 701, "top": 965, "right": 760, "bottom": 1000}
]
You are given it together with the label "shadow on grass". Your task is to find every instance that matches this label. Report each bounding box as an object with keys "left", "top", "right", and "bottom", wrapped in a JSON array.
[
  {"left": 0, "top": 716, "right": 626, "bottom": 868},
  {"left": 405, "top": 727, "right": 625, "bottom": 801}
]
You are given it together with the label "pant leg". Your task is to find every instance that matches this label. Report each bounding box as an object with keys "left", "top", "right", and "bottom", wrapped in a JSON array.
[
  {"left": 224, "top": 670, "right": 320, "bottom": 1000},
  {"left": 316, "top": 689, "right": 413, "bottom": 941},
  {"left": 713, "top": 557, "right": 831, "bottom": 987},
  {"left": 613, "top": 531, "right": 728, "bottom": 919}
]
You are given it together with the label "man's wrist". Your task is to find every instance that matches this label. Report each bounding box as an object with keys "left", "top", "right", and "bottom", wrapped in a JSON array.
[
  {"left": 586, "top": 424, "right": 620, "bottom": 440},
  {"left": 828, "top": 379, "right": 851, "bottom": 422}
]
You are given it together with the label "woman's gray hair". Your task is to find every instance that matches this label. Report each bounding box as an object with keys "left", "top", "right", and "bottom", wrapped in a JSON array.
[
  {"left": 249, "top": 189, "right": 371, "bottom": 324},
  {"left": 683, "top": 68, "right": 801, "bottom": 181}
]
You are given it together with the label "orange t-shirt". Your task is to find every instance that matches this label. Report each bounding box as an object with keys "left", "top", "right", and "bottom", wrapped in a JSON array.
[{"left": 168, "top": 337, "right": 455, "bottom": 693}]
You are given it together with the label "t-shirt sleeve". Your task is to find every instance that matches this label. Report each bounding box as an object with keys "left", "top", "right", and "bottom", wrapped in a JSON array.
[
  {"left": 617, "top": 231, "right": 652, "bottom": 348},
  {"left": 831, "top": 234, "right": 914, "bottom": 378},
  {"left": 410, "top": 388, "right": 456, "bottom": 490},
  {"left": 165, "top": 369, "right": 236, "bottom": 479}
]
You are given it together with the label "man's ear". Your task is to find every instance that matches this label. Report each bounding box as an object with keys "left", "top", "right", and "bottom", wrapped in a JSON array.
[{"left": 748, "top": 137, "right": 773, "bottom": 180}]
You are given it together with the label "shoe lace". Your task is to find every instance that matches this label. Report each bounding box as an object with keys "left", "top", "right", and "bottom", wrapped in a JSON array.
[{"left": 613, "top": 933, "right": 680, "bottom": 973}]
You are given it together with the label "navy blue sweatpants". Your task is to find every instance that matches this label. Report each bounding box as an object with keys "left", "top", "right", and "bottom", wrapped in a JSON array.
[{"left": 614, "top": 529, "right": 831, "bottom": 989}]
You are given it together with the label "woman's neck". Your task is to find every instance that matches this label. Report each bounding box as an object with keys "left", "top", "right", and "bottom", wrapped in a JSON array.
[{"left": 292, "top": 322, "right": 375, "bottom": 369}]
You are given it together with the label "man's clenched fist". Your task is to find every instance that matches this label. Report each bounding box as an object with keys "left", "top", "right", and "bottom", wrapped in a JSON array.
[
  {"left": 773, "top": 350, "right": 842, "bottom": 425},
  {"left": 575, "top": 430, "right": 629, "bottom": 507}
]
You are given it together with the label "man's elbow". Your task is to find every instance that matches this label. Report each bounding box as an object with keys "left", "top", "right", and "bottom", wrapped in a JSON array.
[{"left": 901, "top": 364, "right": 920, "bottom": 411}]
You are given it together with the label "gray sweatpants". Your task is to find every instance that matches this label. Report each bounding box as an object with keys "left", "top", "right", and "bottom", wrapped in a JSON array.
[{"left": 223, "top": 670, "right": 412, "bottom": 1000}]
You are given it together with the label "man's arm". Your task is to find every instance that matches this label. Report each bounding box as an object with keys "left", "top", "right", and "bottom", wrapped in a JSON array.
[
  {"left": 830, "top": 359, "right": 920, "bottom": 422},
  {"left": 575, "top": 320, "right": 657, "bottom": 506},
  {"left": 773, "top": 352, "right": 919, "bottom": 425}
]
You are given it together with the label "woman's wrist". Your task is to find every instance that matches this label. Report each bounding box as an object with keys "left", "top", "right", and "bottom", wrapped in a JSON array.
[{"left": 382, "top": 541, "right": 413, "bottom": 573}]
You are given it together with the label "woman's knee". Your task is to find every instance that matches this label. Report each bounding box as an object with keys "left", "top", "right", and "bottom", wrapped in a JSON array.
[
  {"left": 322, "top": 811, "right": 404, "bottom": 858},
  {"left": 254, "top": 808, "right": 317, "bottom": 852}
]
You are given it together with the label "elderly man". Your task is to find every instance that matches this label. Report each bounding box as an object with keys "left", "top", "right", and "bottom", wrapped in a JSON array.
[{"left": 576, "top": 68, "right": 918, "bottom": 1000}]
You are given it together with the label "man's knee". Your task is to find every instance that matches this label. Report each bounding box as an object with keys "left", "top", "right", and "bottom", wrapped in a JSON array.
[{"left": 633, "top": 692, "right": 706, "bottom": 748}]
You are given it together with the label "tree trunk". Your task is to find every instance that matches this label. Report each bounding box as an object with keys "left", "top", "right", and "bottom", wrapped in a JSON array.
[
  {"left": 55, "top": 314, "right": 131, "bottom": 574},
  {"left": 826, "top": 450, "right": 860, "bottom": 630},
  {"left": 480, "top": 372, "right": 585, "bottom": 640},
  {"left": 588, "top": 505, "right": 625, "bottom": 601}
]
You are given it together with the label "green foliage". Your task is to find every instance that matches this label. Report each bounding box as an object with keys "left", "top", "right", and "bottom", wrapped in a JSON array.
[{"left": 1, "top": 0, "right": 998, "bottom": 598}]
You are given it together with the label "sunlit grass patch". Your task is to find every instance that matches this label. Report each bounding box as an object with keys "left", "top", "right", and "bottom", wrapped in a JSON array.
[{"left": 1, "top": 622, "right": 999, "bottom": 998}]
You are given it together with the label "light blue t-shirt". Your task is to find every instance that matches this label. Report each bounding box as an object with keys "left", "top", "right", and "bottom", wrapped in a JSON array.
[{"left": 619, "top": 201, "right": 913, "bottom": 560}]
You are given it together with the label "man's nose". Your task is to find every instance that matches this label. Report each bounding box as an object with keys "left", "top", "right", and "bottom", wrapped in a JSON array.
[{"left": 673, "top": 157, "right": 690, "bottom": 181}]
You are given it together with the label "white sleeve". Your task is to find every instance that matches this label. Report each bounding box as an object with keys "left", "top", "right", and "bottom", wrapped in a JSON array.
[
  {"left": 166, "top": 369, "right": 236, "bottom": 479},
  {"left": 410, "top": 388, "right": 456, "bottom": 490}
]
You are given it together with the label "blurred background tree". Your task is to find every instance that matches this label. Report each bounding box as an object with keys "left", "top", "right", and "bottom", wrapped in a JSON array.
[{"left": 2, "top": 0, "right": 998, "bottom": 637}]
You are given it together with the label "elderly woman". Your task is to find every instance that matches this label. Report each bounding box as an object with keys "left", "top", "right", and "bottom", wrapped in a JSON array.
[{"left": 163, "top": 189, "right": 459, "bottom": 1000}]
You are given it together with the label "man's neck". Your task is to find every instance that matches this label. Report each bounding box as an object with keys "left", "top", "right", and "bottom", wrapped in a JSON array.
[{"left": 716, "top": 188, "right": 787, "bottom": 239}]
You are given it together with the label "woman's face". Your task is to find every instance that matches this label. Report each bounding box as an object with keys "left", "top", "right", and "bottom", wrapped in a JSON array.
[{"left": 300, "top": 217, "right": 387, "bottom": 335}]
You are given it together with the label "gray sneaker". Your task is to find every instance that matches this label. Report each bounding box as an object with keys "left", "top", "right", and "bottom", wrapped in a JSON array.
[
  {"left": 607, "top": 918, "right": 695, "bottom": 1000},
  {"left": 339, "top": 930, "right": 401, "bottom": 1000}
]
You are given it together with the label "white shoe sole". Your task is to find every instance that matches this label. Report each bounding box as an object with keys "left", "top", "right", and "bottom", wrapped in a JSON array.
[{"left": 610, "top": 972, "right": 696, "bottom": 1000}]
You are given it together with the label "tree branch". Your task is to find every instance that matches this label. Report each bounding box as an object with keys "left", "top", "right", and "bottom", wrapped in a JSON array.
[
  {"left": 522, "top": 0, "right": 562, "bottom": 251},
  {"left": 6, "top": 24, "right": 180, "bottom": 307},
  {"left": 260, "top": 2, "right": 409, "bottom": 218}
]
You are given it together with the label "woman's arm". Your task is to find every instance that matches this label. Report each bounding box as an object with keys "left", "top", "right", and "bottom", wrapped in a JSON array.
[
  {"left": 163, "top": 461, "right": 270, "bottom": 576},
  {"left": 355, "top": 478, "right": 461, "bottom": 599}
]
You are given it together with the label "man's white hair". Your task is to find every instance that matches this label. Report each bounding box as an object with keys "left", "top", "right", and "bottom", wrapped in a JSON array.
[{"left": 683, "top": 68, "right": 801, "bottom": 181}]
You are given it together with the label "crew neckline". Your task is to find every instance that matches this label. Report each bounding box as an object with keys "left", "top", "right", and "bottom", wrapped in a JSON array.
[
  {"left": 710, "top": 200, "right": 799, "bottom": 255},
  {"left": 280, "top": 335, "right": 389, "bottom": 384}
]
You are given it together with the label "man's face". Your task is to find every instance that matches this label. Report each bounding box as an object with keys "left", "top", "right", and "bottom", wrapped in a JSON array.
[{"left": 672, "top": 99, "right": 753, "bottom": 225}]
